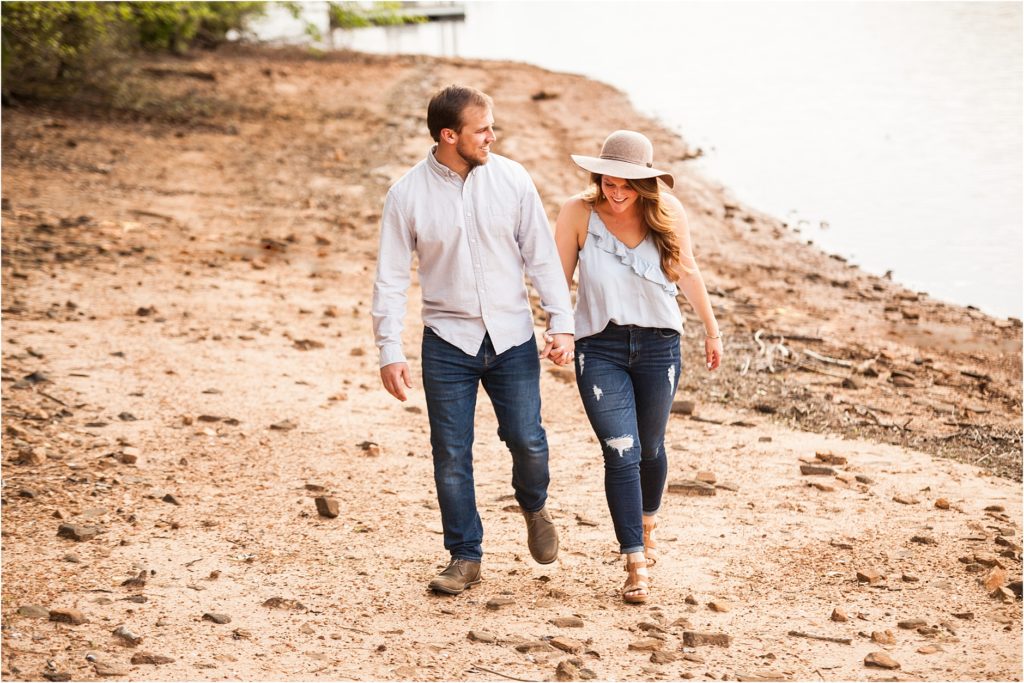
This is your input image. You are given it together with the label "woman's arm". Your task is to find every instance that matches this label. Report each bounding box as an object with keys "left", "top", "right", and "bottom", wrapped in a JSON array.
[
  {"left": 553, "top": 196, "right": 589, "bottom": 288},
  {"left": 665, "top": 194, "right": 723, "bottom": 371}
]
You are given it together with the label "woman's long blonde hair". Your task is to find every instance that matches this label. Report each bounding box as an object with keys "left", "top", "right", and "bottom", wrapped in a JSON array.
[{"left": 582, "top": 174, "right": 686, "bottom": 282}]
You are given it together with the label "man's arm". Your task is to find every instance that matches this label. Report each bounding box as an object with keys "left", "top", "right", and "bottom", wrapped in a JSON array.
[
  {"left": 372, "top": 189, "right": 415, "bottom": 400},
  {"left": 515, "top": 170, "right": 575, "bottom": 364}
]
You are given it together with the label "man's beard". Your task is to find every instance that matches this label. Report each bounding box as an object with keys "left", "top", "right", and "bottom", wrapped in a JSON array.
[{"left": 456, "top": 140, "right": 488, "bottom": 169}]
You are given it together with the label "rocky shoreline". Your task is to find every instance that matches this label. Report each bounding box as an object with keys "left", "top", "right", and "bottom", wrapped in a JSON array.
[{"left": 2, "top": 46, "right": 1020, "bottom": 681}]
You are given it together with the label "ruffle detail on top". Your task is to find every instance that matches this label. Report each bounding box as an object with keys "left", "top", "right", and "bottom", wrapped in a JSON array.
[{"left": 587, "top": 213, "right": 678, "bottom": 294}]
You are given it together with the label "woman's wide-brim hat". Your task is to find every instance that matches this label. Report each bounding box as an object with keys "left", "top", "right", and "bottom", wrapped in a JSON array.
[{"left": 570, "top": 130, "right": 675, "bottom": 189}]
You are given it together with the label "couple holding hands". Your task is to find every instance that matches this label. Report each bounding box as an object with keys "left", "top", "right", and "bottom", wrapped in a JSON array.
[{"left": 372, "top": 85, "right": 722, "bottom": 604}]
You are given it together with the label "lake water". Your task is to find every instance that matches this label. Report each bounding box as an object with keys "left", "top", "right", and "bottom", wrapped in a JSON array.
[{"left": 255, "top": 2, "right": 1023, "bottom": 319}]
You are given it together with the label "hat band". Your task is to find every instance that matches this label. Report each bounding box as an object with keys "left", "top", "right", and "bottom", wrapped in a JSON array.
[{"left": 599, "top": 153, "right": 653, "bottom": 168}]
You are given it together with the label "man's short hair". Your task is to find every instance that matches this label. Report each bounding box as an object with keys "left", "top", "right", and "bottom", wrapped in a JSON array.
[{"left": 427, "top": 85, "right": 493, "bottom": 142}]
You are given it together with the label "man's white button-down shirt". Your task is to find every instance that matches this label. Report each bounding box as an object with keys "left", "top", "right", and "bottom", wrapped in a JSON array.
[{"left": 372, "top": 148, "right": 574, "bottom": 367}]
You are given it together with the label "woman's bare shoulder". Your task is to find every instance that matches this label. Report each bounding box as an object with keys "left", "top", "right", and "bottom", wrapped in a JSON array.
[{"left": 560, "top": 194, "right": 592, "bottom": 214}]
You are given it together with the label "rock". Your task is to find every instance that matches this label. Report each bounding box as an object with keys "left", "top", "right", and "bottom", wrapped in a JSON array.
[
  {"left": 809, "top": 481, "right": 835, "bottom": 492},
  {"left": 17, "top": 605, "right": 50, "bottom": 619},
  {"left": 556, "top": 659, "right": 581, "bottom": 681},
  {"left": 897, "top": 619, "right": 927, "bottom": 629},
  {"left": 991, "top": 586, "right": 1016, "bottom": 602},
  {"left": 1009, "top": 580, "right": 1022, "bottom": 598},
  {"left": 934, "top": 498, "right": 950, "bottom": 510},
  {"left": 358, "top": 441, "right": 382, "bottom": 456},
  {"left": 855, "top": 474, "right": 874, "bottom": 485},
  {"left": 93, "top": 659, "right": 128, "bottom": 676},
  {"left": 671, "top": 617, "right": 693, "bottom": 628},
  {"left": 118, "top": 447, "right": 140, "bottom": 464},
  {"left": 161, "top": 493, "right": 181, "bottom": 506},
  {"left": 232, "top": 628, "right": 251, "bottom": 639},
  {"left": 982, "top": 567, "right": 1008, "bottom": 592},
  {"left": 707, "top": 600, "right": 731, "bottom": 613},
  {"left": 269, "top": 419, "right": 297, "bottom": 431},
  {"left": 870, "top": 630, "right": 896, "bottom": 645},
  {"left": 682, "top": 653, "right": 705, "bottom": 663},
  {"left": 638, "top": 621, "right": 667, "bottom": 633},
  {"left": 113, "top": 625, "right": 142, "bottom": 646},
  {"left": 864, "top": 651, "right": 900, "bottom": 669},
  {"left": 668, "top": 480, "right": 716, "bottom": 496},
  {"left": 831, "top": 607, "right": 848, "bottom": 622},
  {"left": 43, "top": 672, "right": 72, "bottom": 681},
  {"left": 682, "top": 631, "right": 731, "bottom": 647},
  {"left": 131, "top": 652, "right": 175, "bottom": 665},
  {"left": 684, "top": 595, "right": 698, "bottom": 605},
  {"left": 952, "top": 611, "right": 974, "bottom": 620},
  {"left": 515, "top": 640, "right": 552, "bottom": 652},
  {"left": 467, "top": 630, "right": 495, "bottom": 643},
  {"left": 262, "top": 597, "right": 306, "bottom": 610},
  {"left": 917, "top": 626, "right": 940, "bottom": 636},
  {"left": 984, "top": 505, "right": 1005, "bottom": 512},
  {"left": 856, "top": 569, "right": 884, "bottom": 584},
  {"left": 15, "top": 446, "right": 47, "bottom": 465},
  {"left": 892, "top": 495, "right": 919, "bottom": 505},
  {"left": 800, "top": 464, "right": 834, "bottom": 476},
  {"left": 901, "top": 574, "right": 920, "bottom": 583},
  {"left": 49, "top": 608, "right": 86, "bottom": 625},
  {"left": 121, "top": 570, "right": 147, "bottom": 588},
  {"left": 815, "top": 450, "right": 847, "bottom": 465},
  {"left": 293, "top": 339, "right": 324, "bottom": 351},
  {"left": 550, "top": 636, "right": 584, "bottom": 653},
  {"left": 486, "top": 597, "right": 515, "bottom": 610},
  {"left": 628, "top": 638, "right": 663, "bottom": 651},
  {"left": 671, "top": 400, "right": 695, "bottom": 415},
  {"left": 911, "top": 535, "right": 937, "bottom": 545},
  {"left": 974, "top": 553, "right": 1003, "bottom": 568},
  {"left": 695, "top": 471, "right": 716, "bottom": 484},
  {"left": 314, "top": 497, "right": 339, "bottom": 518},
  {"left": 650, "top": 651, "right": 682, "bottom": 664},
  {"left": 202, "top": 612, "right": 231, "bottom": 624},
  {"left": 550, "top": 616, "right": 584, "bottom": 628},
  {"left": 917, "top": 645, "right": 941, "bottom": 655}
]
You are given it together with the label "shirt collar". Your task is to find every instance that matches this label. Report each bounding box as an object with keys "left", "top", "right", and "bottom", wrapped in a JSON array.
[{"left": 427, "top": 145, "right": 463, "bottom": 183}]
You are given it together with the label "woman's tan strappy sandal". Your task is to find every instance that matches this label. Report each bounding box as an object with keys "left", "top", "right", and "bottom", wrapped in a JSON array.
[
  {"left": 643, "top": 517, "right": 658, "bottom": 567},
  {"left": 622, "top": 556, "right": 650, "bottom": 604}
]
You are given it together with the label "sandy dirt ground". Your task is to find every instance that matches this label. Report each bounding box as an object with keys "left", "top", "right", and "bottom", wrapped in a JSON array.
[{"left": 1, "top": 48, "right": 1021, "bottom": 681}]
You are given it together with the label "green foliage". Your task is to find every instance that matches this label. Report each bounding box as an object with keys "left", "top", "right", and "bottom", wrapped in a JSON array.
[
  {"left": 130, "top": 2, "right": 269, "bottom": 53},
  {"left": 328, "top": 1, "right": 426, "bottom": 30},
  {"left": 0, "top": 1, "right": 268, "bottom": 97}
]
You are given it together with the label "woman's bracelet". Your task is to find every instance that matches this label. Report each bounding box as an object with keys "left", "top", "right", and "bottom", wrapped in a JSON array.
[{"left": 705, "top": 332, "right": 720, "bottom": 340}]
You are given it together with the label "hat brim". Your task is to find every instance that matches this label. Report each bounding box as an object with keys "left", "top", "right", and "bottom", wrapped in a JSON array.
[{"left": 570, "top": 154, "right": 675, "bottom": 189}]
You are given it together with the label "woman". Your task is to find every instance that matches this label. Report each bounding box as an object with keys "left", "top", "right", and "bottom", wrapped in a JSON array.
[{"left": 554, "top": 130, "right": 723, "bottom": 604}]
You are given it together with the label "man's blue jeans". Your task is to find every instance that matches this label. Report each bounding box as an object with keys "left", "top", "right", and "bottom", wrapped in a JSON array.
[
  {"left": 421, "top": 327, "right": 550, "bottom": 563},
  {"left": 574, "top": 323, "right": 681, "bottom": 555}
]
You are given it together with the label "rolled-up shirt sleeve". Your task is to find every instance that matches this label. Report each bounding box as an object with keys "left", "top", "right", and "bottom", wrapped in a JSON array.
[
  {"left": 516, "top": 172, "right": 575, "bottom": 336},
  {"left": 372, "top": 188, "right": 415, "bottom": 367}
]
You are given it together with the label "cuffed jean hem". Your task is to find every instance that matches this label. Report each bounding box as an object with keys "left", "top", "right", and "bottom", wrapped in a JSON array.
[
  {"left": 621, "top": 545, "right": 645, "bottom": 555},
  {"left": 642, "top": 507, "right": 661, "bottom": 517}
]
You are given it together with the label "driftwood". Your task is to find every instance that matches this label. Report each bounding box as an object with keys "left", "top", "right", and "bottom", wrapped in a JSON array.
[
  {"left": 470, "top": 665, "right": 538, "bottom": 682},
  {"left": 788, "top": 630, "right": 852, "bottom": 645},
  {"left": 801, "top": 349, "right": 854, "bottom": 367}
]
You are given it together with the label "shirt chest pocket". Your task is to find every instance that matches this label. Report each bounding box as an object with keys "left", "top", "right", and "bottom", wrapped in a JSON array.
[{"left": 481, "top": 203, "right": 519, "bottom": 242}]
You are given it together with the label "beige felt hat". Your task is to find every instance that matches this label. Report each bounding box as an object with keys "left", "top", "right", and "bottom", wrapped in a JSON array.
[{"left": 570, "top": 130, "right": 674, "bottom": 188}]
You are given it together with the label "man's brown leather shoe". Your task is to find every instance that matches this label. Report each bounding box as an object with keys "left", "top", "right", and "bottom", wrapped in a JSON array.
[
  {"left": 428, "top": 558, "right": 481, "bottom": 595},
  {"left": 523, "top": 506, "right": 559, "bottom": 564}
]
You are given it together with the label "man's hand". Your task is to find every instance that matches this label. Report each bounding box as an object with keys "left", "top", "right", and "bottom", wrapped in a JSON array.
[
  {"left": 539, "top": 332, "right": 575, "bottom": 366},
  {"left": 380, "top": 362, "right": 413, "bottom": 401}
]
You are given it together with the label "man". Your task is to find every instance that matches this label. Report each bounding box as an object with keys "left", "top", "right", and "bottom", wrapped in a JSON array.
[{"left": 372, "top": 84, "right": 574, "bottom": 594}]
